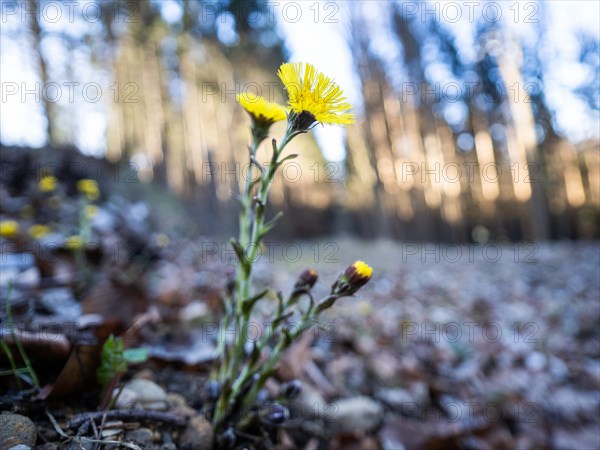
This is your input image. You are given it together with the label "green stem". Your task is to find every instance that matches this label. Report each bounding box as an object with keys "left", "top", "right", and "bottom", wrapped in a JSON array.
[{"left": 213, "top": 126, "right": 296, "bottom": 428}]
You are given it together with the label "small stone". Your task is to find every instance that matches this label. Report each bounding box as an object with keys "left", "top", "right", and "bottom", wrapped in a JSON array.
[
  {"left": 19, "top": 267, "right": 40, "bottom": 288},
  {"left": 179, "top": 415, "right": 213, "bottom": 450},
  {"left": 35, "top": 444, "right": 58, "bottom": 450},
  {"left": 294, "top": 383, "right": 327, "bottom": 420},
  {"left": 166, "top": 392, "right": 188, "bottom": 408},
  {"left": 526, "top": 351, "right": 547, "bottom": 372},
  {"left": 0, "top": 413, "right": 37, "bottom": 448},
  {"left": 160, "top": 444, "right": 177, "bottom": 450},
  {"left": 115, "top": 379, "right": 168, "bottom": 411},
  {"left": 66, "top": 442, "right": 92, "bottom": 450},
  {"left": 133, "top": 368, "right": 155, "bottom": 381},
  {"left": 125, "top": 427, "right": 154, "bottom": 447},
  {"left": 330, "top": 396, "right": 383, "bottom": 434},
  {"left": 8, "top": 445, "right": 32, "bottom": 450}
]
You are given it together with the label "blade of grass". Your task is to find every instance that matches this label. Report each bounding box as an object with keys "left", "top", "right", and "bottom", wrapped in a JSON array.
[{"left": 5, "top": 282, "right": 40, "bottom": 387}]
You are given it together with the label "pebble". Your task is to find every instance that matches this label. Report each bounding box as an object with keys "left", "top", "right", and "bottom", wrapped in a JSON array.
[
  {"left": 125, "top": 427, "right": 154, "bottom": 447},
  {"left": 159, "top": 444, "right": 177, "bottom": 450},
  {"left": 179, "top": 415, "right": 213, "bottom": 450},
  {"left": 167, "top": 393, "right": 197, "bottom": 417},
  {"left": 330, "top": 396, "right": 383, "bottom": 434},
  {"left": 115, "top": 379, "right": 168, "bottom": 411},
  {"left": 0, "top": 413, "right": 37, "bottom": 449},
  {"left": 34, "top": 444, "right": 57, "bottom": 450}
]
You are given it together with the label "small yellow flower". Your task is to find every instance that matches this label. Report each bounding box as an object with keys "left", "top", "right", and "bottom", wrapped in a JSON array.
[
  {"left": 64, "top": 235, "right": 84, "bottom": 250},
  {"left": 28, "top": 224, "right": 51, "bottom": 240},
  {"left": 278, "top": 62, "right": 354, "bottom": 131},
  {"left": 84, "top": 205, "right": 98, "bottom": 219},
  {"left": 237, "top": 93, "right": 287, "bottom": 125},
  {"left": 350, "top": 261, "right": 373, "bottom": 282},
  {"left": 76, "top": 179, "right": 100, "bottom": 201},
  {"left": 331, "top": 260, "right": 373, "bottom": 296},
  {"left": 39, "top": 175, "right": 57, "bottom": 193},
  {"left": 0, "top": 220, "right": 20, "bottom": 238}
]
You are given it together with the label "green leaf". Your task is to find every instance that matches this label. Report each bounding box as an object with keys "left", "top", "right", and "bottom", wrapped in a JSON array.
[
  {"left": 260, "top": 212, "right": 284, "bottom": 238},
  {"left": 275, "top": 154, "right": 298, "bottom": 170},
  {"left": 241, "top": 288, "right": 269, "bottom": 316},
  {"left": 96, "top": 335, "right": 127, "bottom": 387},
  {"left": 123, "top": 348, "right": 149, "bottom": 364},
  {"left": 230, "top": 238, "right": 250, "bottom": 275}
]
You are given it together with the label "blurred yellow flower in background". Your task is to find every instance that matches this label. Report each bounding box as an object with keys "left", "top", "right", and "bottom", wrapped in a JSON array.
[
  {"left": 28, "top": 224, "right": 51, "bottom": 240},
  {"left": 0, "top": 220, "right": 20, "bottom": 238},
  {"left": 39, "top": 175, "right": 57, "bottom": 193},
  {"left": 76, "top": 179, "right": 100, "bottom": 201},
  {"left": 85, "top": 205, "right": 98, "bottom": 219},
  {"left": 278, "top": 62, "right": 354, "bottom": 130},
  {"left": 64, "top": 235, "right": 84, "bottom": 249}
]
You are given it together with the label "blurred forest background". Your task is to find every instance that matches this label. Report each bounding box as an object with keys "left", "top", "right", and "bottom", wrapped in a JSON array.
[{"left": 1, "top": 0, "right": 599, "bottom": 242}]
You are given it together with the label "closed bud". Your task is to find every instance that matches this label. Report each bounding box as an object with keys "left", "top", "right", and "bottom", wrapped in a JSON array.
[
  {"left": 280, "top": 380, "right": 302, "bottom": 399},
  {"left": 294, "top": 268, "right": 318, "bottom": 291},
  {"left": 260, "top": 402, "right": 290, "bottom": 425}
]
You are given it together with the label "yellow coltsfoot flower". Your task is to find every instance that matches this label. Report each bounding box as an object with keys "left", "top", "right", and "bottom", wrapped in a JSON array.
[
  {"left": 0, "top": 220, "right": 20, "bottom": 238},
  {"left": 237, "top": 93, "right": 287, "bottom": 125},
  {"left": 64, "top": 235, "right": 84, "bottom": 250},
  {"left": 28, "top": 224, "right": 51, "bottom": 240},
  {"left": 76, "top": 179, "right": 100, "bottom": 201},
  {"left": 237, "top": 93, "right": 287, "bottom": 143},
  {"left": 331, "top": 260, "right": 373, "bottom": 296},
  {"left": 278, "top": 62, "right": 354, "bottom": 132},
  {"left": 39, "top": 175, "right": 58, "bottom": 193},
  {"left": 84, "top": 205, "right": 99, "bottom": 219}
]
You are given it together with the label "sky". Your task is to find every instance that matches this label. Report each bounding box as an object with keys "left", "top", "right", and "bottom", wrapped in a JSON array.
[{"left": 1, "top": 0, "right": 598, "bottom": 160}]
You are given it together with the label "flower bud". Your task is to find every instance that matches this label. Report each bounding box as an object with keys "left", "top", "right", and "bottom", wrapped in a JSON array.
[
  {"left": 280, "top": 380, "right": 302, "bottom": 399},
  {"left": 294, "top": 268, "right": 318, "bottom": 291},
  {"left": 260, "top": 402, "right": 290, "bottom": 425},
  {"left": 331, "top": 260, "right": 373, "bottom": 296}
]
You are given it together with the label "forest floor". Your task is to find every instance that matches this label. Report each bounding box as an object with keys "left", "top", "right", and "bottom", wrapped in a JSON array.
[{"left": 1, "top": 148, "right": 599, "bottom": 449}]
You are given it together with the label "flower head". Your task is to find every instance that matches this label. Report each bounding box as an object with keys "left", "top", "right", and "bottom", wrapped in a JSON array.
[
  {"left": 84, "top": 205, "right": 98, "bottom": 219},
  {"left": 278, "top": 62, "right": 354, "bottom": 132},
  {"left": 64, "top": 235, "right": 84, "bottom": 250},
  {"left": 0, "top": 220, "right": 19, "bottom": 238},
  {"left": 237, "top": 93, "right": 287, "bottom": 143},
  {"left": 28, "top": 224, "right": 51, "bottom": 240},
  {"left": 76, "top": 179, "right": 100, "bottom": 201},
  {"left": 331, "top": 260, "right": 373, "bottom": 296},
  {"left": 237, "top": 93, "right": 287, "bottom": 125},
  {"left": 294, "top": 268, "right": 318, "bottom": 290},
  {"left": 39, "top": 175, "right": 57, "bottom": 193}
]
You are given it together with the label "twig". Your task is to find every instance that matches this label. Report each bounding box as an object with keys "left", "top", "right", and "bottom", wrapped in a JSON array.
[
  {"left": 67, "top": 410, "right": 188, "bottom": 429},
  {"left": 46, "top": 410, "right": 142, "bottom": 450}
]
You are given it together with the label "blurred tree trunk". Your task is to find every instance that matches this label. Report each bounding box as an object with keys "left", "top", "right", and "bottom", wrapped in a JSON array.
[{"left": 27, "top": 0, "right": 58, "bottom": 145}]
